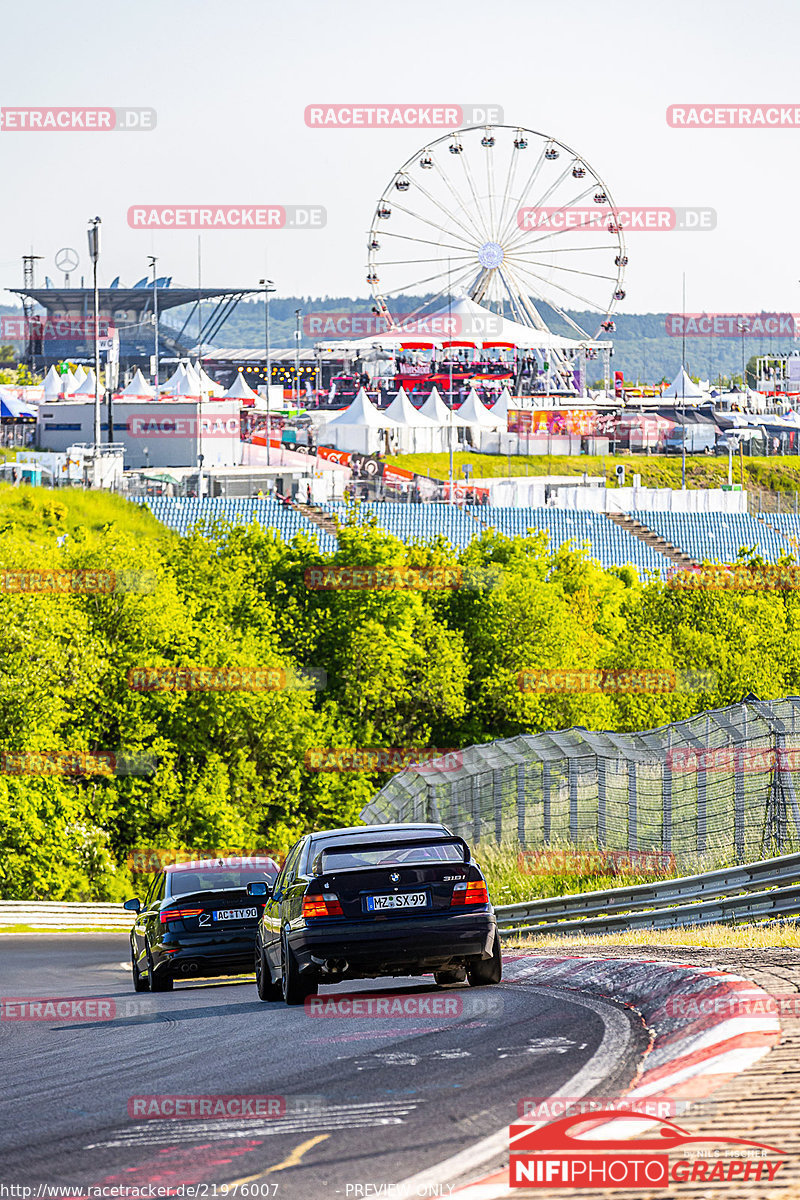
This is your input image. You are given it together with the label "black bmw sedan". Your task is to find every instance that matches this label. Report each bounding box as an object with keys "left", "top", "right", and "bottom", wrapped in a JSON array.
[
  {"left": 124, "top": 856, "right": 280, "bottom": 991},
  {"left": 248, "top": 823, "right": 500, "bottom": 1005}
]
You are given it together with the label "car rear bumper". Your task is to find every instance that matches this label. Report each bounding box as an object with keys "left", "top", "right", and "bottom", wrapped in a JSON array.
[
  {"left": 156, "top": 931, "right": 257, "bottom": 978},
  {"left": 289, "top": 910, "right": 497, "bottom": 976}
]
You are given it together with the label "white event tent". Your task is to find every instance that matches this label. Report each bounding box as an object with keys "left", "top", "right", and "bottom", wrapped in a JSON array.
[
  {"left": 223, "top": 371, "right": 260, "bottom": 403},
  {"left": 662, "top": 369, "right": 707, "bottom": 402},
  {"left": 72, "top": 365, "right": 87, "bottom": 387},
  {"left": 382, "top": 387, "right": 440, "bottom": 452},
  {"left": 319, "top": 388, "right": 399, "bottom": 454},
  {"left": 43, "top": 366, "right": 64, "bottom": 399},
  {"left": 72, "top": 369, "right": 98, "bottom": 397},
  {"left": 118, "top": 369, "right": 155, "bottom": 399}
]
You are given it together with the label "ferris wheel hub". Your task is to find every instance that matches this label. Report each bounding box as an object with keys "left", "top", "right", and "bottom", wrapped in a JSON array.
[{"left": 478, "top": 241, "right": 505, "bottom": 269}]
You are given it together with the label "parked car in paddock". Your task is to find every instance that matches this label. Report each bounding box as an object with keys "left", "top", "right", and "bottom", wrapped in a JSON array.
[
  {"left": 124, "top": 856, "right": 280, "bottom": 992},
  {"left": 248, "top": 823, "right": 501, "bottom": 1005}
]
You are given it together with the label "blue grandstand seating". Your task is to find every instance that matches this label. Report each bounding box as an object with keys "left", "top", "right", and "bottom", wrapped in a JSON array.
[
  {"left": 136, "top": 497, "right": 799, "bottom": 582},
  {"left": 135, "top": 496, "right": 337, "bottom": 553}
]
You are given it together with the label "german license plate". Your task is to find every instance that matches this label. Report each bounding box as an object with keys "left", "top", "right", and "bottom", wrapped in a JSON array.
[
  {"left": 366, "top": 892, "right": 427, "bottom": 912},
  {"left": 214, "top": 907, "right": 258, "bottom": 921}
]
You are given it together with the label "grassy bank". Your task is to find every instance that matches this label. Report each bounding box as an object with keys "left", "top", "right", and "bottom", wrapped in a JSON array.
[
  {"left": 389, "top": 452, "right": 800, "bottom": 494},
  {"left": 0, "top": 485, "right": 172, "bottom": 541},
  {"left": 506, "top": 923, "right": 800, "bottom": 950}
]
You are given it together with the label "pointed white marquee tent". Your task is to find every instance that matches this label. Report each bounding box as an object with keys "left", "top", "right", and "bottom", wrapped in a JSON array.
[
  {"left": 118, "top": 369, "right": 155, "bottom": 400},
  {"left": 382, "top": 386, "right": 440, "bottom": 453},
  {"left": 72, "top": 365, "right": 87, "bottom": 387},
  {"left": 320, "top": 388, "right": 399, "bottom": 454},
  {"left": 457, "top": 387, "right": 505, "bottom": 429},
  {"left": 661, "top": 369, "right": 707, "bottom": 401},
  {"left": 72, "top": 369, "right": 98, "bottom": 397},
  {"left": 43, "top": 365, "right": 64, "bottom": 398},
  {"left": 223, "top": 370, "right": 260, "bottom": 403}
]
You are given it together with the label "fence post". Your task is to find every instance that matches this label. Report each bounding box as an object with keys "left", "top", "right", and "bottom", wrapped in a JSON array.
[
  {"left": 543, "top": 763, "right": 551, "bottom": 845},
  {"left": 516, "top": 763, "right": 527, "bottom": 845},
  {"left": 663, "top": 746, "right": 673, "bottom": 854},
  {"left": 569, "top": 757, "right": 579, "bottom": 843},
  {"left": 628, "top": 758, "right": 638, "bottom": 851},
  {"left": 493, "top": 768, "right": 503, "bottom": 845},
  {"left": 597, "top": 755, "right": 607, "bottom": 847}
]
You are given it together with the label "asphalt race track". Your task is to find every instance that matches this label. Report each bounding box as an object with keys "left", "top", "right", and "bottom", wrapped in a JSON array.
[{"left": 0, "top": 936, "right": 648, "bottom": 1197}]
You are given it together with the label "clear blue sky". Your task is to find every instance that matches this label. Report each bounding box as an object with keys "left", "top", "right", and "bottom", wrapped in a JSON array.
[{"left": 0, "top": 0, "right": 796, "bottom": 316}]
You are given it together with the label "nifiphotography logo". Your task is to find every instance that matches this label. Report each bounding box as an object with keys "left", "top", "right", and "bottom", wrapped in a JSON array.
[{"left": 509, "top": 1111, "right": 788, "bottom": 1188}]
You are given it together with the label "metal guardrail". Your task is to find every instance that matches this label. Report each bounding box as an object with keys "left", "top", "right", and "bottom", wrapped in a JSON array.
[
  {"left": 6, "top": 850, "right": 800, "bottom": 935},
  {"left": 494, "top": 850, "right": 800, "bottom": 936},
  {"left": 0, "top": 902, "right": 134, "bottom": 929}
]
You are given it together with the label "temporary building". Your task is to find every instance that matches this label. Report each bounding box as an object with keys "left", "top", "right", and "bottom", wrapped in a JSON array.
[
  {"left": 661, "top": 369, "right": 706, "bottom": 401},
  {"left": 72, "top": 365, "right": 88, "bottom": 387},
  {"left": 457, "top": 387, "right": 506, "bottom": 429},
  {"left": 43, "top": 366, "right": 64, "bottom": 398},
  {"left": 419, "top": 386, "right": 470, "bottom": 427},
  {"left": 72, "top": 369, "right": 99, "bottom": 397},
  {"left": 223, "top": 370, "right": 260, "bottom": 403},
  {"left": 118, "top": 369, "right": 155, "bottom": 399},
  {"left": 319, "top": 388, "right": 399, "bottom": 454},
  {"left": 382, "top": 386, "right": 440, "bottom": 452}
]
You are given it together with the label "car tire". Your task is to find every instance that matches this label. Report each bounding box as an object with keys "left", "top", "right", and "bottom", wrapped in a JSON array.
[
  {"left": 131, "top": 945, "right": 149, "bottom": 993},
  {"left": 281, "top": 939, "right": 318, "bottom": 1006},
  {"left": 256, "top": 943, "right": 281, "bottom": 1002},
  {"left": 434, "top": 967, "right": 467, "bottom": 986},
  {"left": 467, "top": 934, "right": 502, "bottom": 987},
  {"left": 147, "top": 946, "right": 174, "bottom": 992}
]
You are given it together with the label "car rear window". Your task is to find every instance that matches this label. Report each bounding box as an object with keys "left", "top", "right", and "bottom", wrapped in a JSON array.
[
  {"left": 167, "top": 864, "right": 278, "bottom": 896},
  {"left": 312, "top": 842, "right": 464, "bottom": 873}
]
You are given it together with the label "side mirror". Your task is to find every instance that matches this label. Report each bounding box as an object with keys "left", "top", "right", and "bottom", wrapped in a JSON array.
[
  {"left": 123, "top": 897, "right": 141, "bottom": 913},
  {"left": 247, "top": 881, "right": 271, "bottom": 898}
]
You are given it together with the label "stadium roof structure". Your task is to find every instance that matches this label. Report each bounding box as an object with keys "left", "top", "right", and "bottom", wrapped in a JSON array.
[{"left": 10, "top": 286, "right": 259, "bottom": 313}]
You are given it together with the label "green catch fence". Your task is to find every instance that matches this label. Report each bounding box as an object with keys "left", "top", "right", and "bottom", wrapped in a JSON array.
[{"left": 360, "top": 697, "right": 800, "bottom": 864}]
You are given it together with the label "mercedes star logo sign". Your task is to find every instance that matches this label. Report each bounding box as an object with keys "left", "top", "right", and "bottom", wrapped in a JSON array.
[
  {"left": 55, "top": 247, "right": 80, "bottom": 272},
  {"left": 390, "top": 872, "right": 400, "bottom": 883}
]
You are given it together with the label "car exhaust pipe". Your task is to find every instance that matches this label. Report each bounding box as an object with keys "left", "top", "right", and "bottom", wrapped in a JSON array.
[
  {"left": 180, "top": 962, "right": 199, "bottom": 974},
  {"left": 324, "top": 958, "right": 348, "bottom": 975}
]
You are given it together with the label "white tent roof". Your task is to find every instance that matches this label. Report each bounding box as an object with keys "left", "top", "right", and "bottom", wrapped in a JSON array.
[
  {"left": 43, "top": 365, "right": 63, "bottom": 396},
  {"left": 325, "top": 388, "right": 398, "bottom": 427},
  {"left": 419, "top": 386, "right": 470, "bottom": 426},
  {"left": 223, "top": 370, "right": 260, "bottom": 401},
  {"left": 197, "top": 364, "right": 223, "bottom": 395},
  {"left": 662, "top": 368, "right": 706, "bottom": 400},
  {"left": 314, "top": 296, "right": 607, "bottom": 353},
  {"left": 383, "top": 386, "right": 438, "bottom": 426},
  {"left": 119, "top": 369, "right": 155, "bottom": 399},
  {"left": 457, "top": 388, "right": 505, "bottom": 428},
  {"left": 72, "top": 365, "right": 87, "bottom": 386},
  {"left": 490, "top": 387, "right": 516, "bottom": 423},
  {"left": 163, "top": 362, "right": 190, "bottom": 390},
  {"left": 72, "top": 369, "right": 98, "bottom": 396}
]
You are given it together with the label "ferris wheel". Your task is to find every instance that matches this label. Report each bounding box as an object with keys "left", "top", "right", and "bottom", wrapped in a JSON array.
[{"left": 366, "top": 125, "right": 627, "bottom": 341}]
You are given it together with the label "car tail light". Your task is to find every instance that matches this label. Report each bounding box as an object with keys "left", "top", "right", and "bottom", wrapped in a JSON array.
[
  {"left": 160, "top": 907, "right": 204, "bottom": 924},
  {"left": 451, "top": 881, "right": 489, "bottom": 906},
  {"left": 302, "top": 893, "right": 344, "bottom": 919}
]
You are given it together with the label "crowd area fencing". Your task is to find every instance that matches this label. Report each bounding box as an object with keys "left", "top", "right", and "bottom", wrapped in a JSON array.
[{"left": 361, "top": 697, "right": 800, "bottom": 866}]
